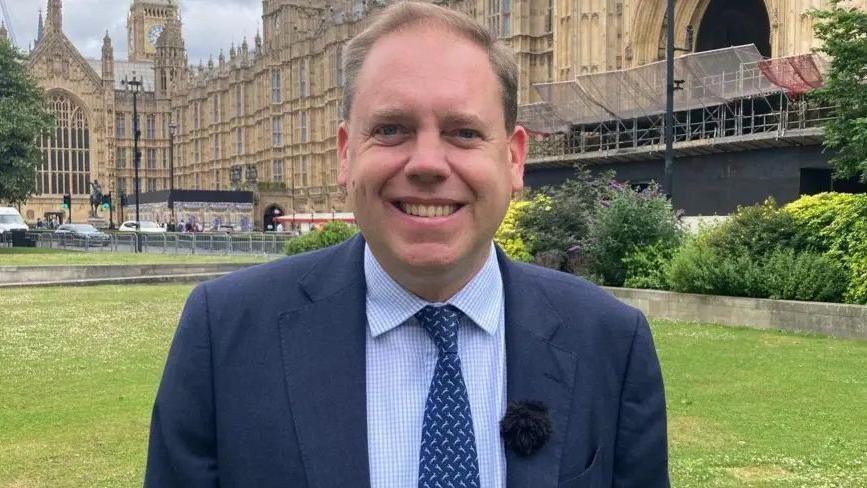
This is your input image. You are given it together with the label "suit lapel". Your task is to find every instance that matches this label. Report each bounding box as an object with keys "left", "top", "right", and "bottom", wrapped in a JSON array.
[
  {"left": 277, "top": 236, "right": 371, "bottom": 488},
  {"left": 499, "top": 251, "right": 578, "bottom": 487}
]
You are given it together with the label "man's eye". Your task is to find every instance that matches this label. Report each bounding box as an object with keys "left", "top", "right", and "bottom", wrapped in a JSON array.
[
  {"left": 373, "top": 125, "right": 404, "bottom": 138},
  {"left": 454, "top": 129, "right": 480, "bottom": 140}
]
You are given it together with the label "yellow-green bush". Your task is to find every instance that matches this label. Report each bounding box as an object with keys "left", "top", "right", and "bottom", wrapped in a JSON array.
[
  {"left": 285, "top": 221, "right": 358, "bottom": 255},
  {"left": 784, "top": 192, "right": 867, "bottom": 304},
  {"left": 495, "top": 200, "right": 533, "bottom": 262}
]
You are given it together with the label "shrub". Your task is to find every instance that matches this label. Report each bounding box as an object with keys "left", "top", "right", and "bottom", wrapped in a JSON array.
[
  {"left": 667, "top": 235, "right": 849, "bottom": 303},
  {"left": 785, "top": 193, "right": 867, "bottom": 303},
  {"left": 783, "top": 192, "right": 857, "bottom": 252},
  {"left": 704, "top": 198, "right": 811, "bottom": 258},
  {"left": 583, "top": 183, "right": 683, "bottom": 286},
  {"left": 845, "top": 257, "right": 867, "bottom": 304},
  {"left": 622, "top": 241, "right": 676, "bottom": 290},
  {"left": 317, "top": 221, "right": 358, "bottom": 247},
  {"left": 519, "top": 166, "right": 615, "bottom": 270},
  {"left": 666, "top": 236, "right": 767, "bottom": 298},
  {"left": 285, "top": 221, "right": 357, "bottom": 255},
  {"left": 761, "top": 249, "right": 848, "bottom": 303},
  {"left": 494, "top": 200, "right": 533, "bottom": 262}
]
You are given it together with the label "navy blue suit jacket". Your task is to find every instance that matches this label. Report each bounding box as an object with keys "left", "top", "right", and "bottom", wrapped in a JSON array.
[{"left": 145, "top": 235, "right": 668, "bottom": 487}]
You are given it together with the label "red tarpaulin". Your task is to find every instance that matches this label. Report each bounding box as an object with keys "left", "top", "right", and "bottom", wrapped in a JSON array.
[{"left": 758, "top": 54, "right": 824, "bottom": 96}]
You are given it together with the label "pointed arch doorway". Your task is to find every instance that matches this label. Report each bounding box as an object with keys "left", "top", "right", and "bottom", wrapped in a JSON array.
[
  {"left": 695, "top": 0, "right": 771, "bottom": 57},
  {"left": 263, "top": 204, "right": 284, "bottom": 232}
]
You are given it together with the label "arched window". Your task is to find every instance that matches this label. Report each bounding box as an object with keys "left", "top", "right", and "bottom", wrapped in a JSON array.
[{"left": 37, "top": 94, "right": 91, "bottom": 195}]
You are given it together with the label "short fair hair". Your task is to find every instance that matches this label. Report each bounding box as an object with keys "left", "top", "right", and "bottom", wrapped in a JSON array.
[{"left": 341, "top": 1, "right": 519, "bottom": 130}]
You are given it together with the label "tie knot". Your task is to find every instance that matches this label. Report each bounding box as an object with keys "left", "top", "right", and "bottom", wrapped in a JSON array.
[{"left": 415, "top": 305, "right": 462, "bottom": 354}]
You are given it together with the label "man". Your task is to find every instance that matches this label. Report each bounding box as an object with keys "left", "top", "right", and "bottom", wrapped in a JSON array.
[{"left": 145, "top": 3, "right": 668, "bottom": 487}]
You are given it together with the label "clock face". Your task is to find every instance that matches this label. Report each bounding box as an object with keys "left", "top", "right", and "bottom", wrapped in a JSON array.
[{"left": 148, "top": 25, "right": 165, "bottom": 47}]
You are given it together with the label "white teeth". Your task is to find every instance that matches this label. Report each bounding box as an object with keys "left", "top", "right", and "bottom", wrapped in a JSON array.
[{"left": 399, "top": 203, "right": 458, "bottom": 218}]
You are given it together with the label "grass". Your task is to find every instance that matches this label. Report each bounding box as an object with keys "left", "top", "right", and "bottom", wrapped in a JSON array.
[
  {"left": 0, "top": 247, "right": 275, "bottom": 266},
  {"left": 0, "top": 284, "right": 865, "bottom": 487}
]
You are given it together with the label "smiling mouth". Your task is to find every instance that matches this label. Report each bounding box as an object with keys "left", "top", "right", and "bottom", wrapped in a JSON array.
[{"left": 396, "top": 202, "right": 461, "bottom": 218}]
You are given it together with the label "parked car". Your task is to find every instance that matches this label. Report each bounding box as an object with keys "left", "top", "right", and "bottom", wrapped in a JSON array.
[
  {"left": 0, "top": 207, "right": 28, "bottom": 234},
  {"left": 118, "top": 220, "right": 166, "bottom": 233},
  {"left": 54, "top": 223, "right": 111, "bottom": 246}
]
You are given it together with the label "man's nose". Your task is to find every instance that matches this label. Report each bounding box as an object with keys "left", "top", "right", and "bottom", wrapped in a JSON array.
[{"left": 404, "top": 130, "right": 451, "bottom": 182}]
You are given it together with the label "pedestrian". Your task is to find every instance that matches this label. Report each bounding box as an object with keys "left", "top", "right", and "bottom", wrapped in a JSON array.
[{"left": 145, "top": 3, "right": 668, "bottom": 487}]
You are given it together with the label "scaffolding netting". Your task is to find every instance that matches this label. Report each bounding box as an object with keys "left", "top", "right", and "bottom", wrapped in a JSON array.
[
  {"left": 758, "top": 54, "right": 826, "bottom": 96},
  {"left": 519, "top": 45, "right": 826, "bottom": 134}
]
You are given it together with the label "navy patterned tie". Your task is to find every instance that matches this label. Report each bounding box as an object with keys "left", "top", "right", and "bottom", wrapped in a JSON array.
[{"left": 416, "top": 305, "right": 481, "bottom": 488}]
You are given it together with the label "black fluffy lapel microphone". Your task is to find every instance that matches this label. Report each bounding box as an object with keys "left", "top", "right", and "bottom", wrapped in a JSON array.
[{"left": 500, "top": 401, "right": 553, "bottom": 457}]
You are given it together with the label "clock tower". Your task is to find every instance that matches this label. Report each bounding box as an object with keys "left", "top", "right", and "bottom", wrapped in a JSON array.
[{"left": 128, "top": 0, "right": 179, "bottom": 62}]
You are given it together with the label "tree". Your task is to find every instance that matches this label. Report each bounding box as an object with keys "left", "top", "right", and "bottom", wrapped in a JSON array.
[
  {"left": 0, "top": 37, "right": 53, "bottom": 205},
  {"left": 811, "top": 0, "right": 867, "bottom": 182}
]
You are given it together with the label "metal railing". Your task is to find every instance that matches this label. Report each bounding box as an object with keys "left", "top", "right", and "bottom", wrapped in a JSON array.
[
  {"left": 527, "top": 98, "right": 836, "bottom": 161},
  {"left": 26, "top": 230, "right": 293, "bottom": 255}
]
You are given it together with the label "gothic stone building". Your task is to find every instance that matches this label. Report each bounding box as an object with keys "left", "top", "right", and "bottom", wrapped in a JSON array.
[{"left": 14, "top": 0, "right": 863, "bottom": 227}]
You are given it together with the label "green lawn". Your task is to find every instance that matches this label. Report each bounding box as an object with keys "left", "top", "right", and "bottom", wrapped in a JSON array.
[
  {"left": 0, "top": 284, "right": 865, "bottom": 487},
  {"left": 0, "top": 247, "right": 275, "bottom": 266}
]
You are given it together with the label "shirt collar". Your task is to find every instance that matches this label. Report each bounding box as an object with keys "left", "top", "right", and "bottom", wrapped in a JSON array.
[{"left": 364, "top": 242, "right": 503, "bottom": 338}]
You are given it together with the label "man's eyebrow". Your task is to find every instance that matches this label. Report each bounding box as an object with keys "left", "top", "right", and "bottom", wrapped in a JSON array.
[
  {"left": 367, "top": 108, "right": 414, "bottom": 122},
  {"left": 364, "top": 109, "right": 485, "bottom": 127},
  {"left": 440, "top": 112, "right": 485, "bottom": 127}
]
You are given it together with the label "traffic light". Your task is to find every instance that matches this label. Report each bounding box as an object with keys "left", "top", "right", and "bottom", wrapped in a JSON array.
[
  {"left": 120, "top": 194, "right": 128, "bottom": 207},
  {"left": 61, "top": 194, "right": 71, "bottom": 209},
  {"left": 101, "top": 193, "right": 111, "bottom": 209}
]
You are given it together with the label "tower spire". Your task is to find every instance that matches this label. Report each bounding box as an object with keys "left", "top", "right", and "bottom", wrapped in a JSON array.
[
  {"left": 37, "top": 9, "right": 44, "bottom": 42},
  {"left": 102, "top": 30, "right": 114, "bottom": 81},
  {"left": 46, "top": 0, "right": 62, "bottom": 32}
]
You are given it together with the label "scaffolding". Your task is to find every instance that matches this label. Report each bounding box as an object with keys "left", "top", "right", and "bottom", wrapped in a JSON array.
[{"left": 519, "top": 45, "right": 834, "bottom": 162}]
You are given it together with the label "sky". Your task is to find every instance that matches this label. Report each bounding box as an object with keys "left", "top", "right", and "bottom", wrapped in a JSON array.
[{"left": 2, "top": 0, "right": 262, "bottom": 63}]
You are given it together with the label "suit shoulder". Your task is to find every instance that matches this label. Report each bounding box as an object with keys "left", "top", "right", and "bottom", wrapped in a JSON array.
[{"left": 199, "top": 246, "right": 334, "bottom": 304}]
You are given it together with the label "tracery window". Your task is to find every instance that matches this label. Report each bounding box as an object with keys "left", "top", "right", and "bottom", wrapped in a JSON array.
[
  {"left": 116, "top": 148, "right": 127, "bottom": 169},
  {"left": 295, "top": 155, "right": 309, "bottom": 188},
  {"left": 335, "top": 45, "right": 344, "bottom": 87},
  {"left": 116, "top": 112, "right": 126, "bottom": 137},
  {"left": 37, "top": 94, "right": 91, "bottom": 195},
  {"left": 146, "top": 114, "right": 156, "bottom": 139},
  {"left": 272, "top": 70, "right": 282, "bottom": 103},
  {"left": 297, "top": 112, "right": 308, "bottom": 143},
  {"left": 487, "top": 0, "right": 511, "bottom": 37},
  {"left": 272, "top": 159, "right": 284, "bottom": 183},
  {"left": 299, "top": 60, "right": 307, "bottom": 98}
]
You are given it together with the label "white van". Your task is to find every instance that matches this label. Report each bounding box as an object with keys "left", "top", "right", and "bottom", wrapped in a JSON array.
[{"left": 0, "top": 207, "right": 29, "bottom": 234}]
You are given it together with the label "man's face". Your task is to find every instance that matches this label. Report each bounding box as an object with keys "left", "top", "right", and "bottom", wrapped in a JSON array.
[{"left": 338, "top": 26, "right": 527, "bottom": 281}]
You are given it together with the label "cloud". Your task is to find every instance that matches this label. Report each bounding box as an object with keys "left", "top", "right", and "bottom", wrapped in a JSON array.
[{"left": 4, "top": 0, "right": 261, "bottom": 62}]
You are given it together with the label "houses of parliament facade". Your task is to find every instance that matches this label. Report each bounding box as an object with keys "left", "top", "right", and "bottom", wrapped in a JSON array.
[{"left": 12, "top": 0, "right": 856, "bottom": 227}]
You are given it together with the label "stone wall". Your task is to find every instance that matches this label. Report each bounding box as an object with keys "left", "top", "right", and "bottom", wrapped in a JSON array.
[{"left": 606, "top": 287, "right": 867, "bottom": 340}]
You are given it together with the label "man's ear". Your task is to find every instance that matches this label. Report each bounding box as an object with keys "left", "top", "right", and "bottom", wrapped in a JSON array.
[
  {"left": 337, "top": 122, "right": 350, "bottom": 186},
  {"left": 508, "top": 125, "right": 528, "bottom": 192}
]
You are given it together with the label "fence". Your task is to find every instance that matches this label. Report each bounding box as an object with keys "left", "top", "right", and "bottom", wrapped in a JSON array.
[
  {"left": 26, "top": 231, "right": 293, "bottom": 255},
  {"left": 526, "top": 97, "right": 835, "bottom": 160}
]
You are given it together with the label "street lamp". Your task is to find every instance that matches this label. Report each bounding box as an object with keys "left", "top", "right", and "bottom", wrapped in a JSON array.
[
  {"left": 122, "top": 73, "right": 143, "bottom": 252},
  {"left": 168, "top": 122, "right": 177, "bottom": 227},
  {"left": 663, "top": 2, "right": 695, "bottom": 200}
]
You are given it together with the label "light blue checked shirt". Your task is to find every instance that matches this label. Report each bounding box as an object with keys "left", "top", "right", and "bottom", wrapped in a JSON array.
[{"left": 365, "top": 243, "right": 507, "bottom": 488}]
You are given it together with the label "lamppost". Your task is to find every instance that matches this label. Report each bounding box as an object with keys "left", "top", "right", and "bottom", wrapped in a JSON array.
[
  {"left": 122, "top": 73, "right": 143, "bottom": 252},
  {"left": 168, "top": 122, "right": 177, "bottom": 227},
  {"left": 663, "top": 1, "right": 694, "bottom": 199}
]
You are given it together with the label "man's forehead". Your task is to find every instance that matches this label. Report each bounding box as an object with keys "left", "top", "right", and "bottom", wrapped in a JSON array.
[{"left": 360, "top": 24, "right": 491, "bottom": 77}]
